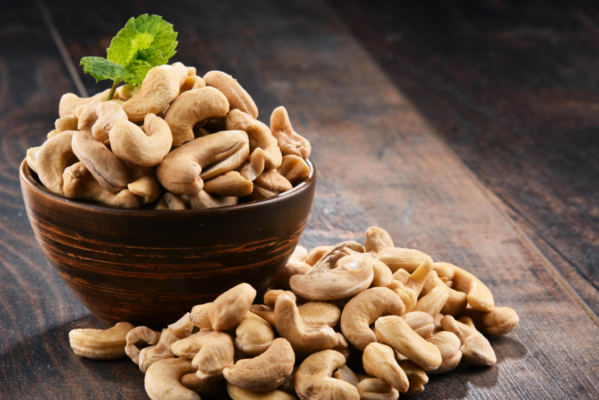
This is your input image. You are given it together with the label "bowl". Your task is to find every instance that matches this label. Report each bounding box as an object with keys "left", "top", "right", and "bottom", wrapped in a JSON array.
[{"left": 20, "top": 159, "right": 316, "bottom": 327}]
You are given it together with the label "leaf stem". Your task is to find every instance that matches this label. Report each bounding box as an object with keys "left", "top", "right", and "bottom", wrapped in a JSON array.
[{"left": 107, "top": 80, "right": 121, "bottom": 101}]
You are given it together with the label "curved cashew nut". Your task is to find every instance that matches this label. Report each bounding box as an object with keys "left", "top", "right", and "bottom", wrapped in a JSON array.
[
  {"left": 375, "top": 316, "right": 442, "bottom": 371},
  {"left": 191, "top": 303, "right": 213, "bottom": 329},
  {"left": 240, "top": 148, "right": 266, "bottom": 181},
  {"left": 426, "top": 331, "right": 462, "bottom": 375},
  {"left": 123, "top": 65, "right": 180, "bottom": 122},
  {"left": 461, "top": 306, "right": 519, "bottom": 336},
  {"left": 306, "top": 242, "right": 366, "bottom": 275},
  {"left": 363, "top": 343, "right": 409, "bottom": 393},
  {"left": 340, "top": 287, "right": 405, "bottom": 351},
  {"left": 226, "top": 109, "right": 282, "bottom": 170},
  {"left": 295, "top": 350, "right": 360, "bottom": 400},
  {"left": 402, "top": 312, "right": 434, "bottom": 339},
  {"left": 72, "top": 131, "right": 129, "bottom": 192},
  {"left": 78, "top": 101, "right": 128, "bottom": 141},
  {"left": 168, "top": 312, "right": 194, "bottom": 339},
  {"left": 421, "top": 270, "right": 468, "bottom": 316},
  {"left": 36, "top": 130, "right": 76, "bottom": 194},
  {"left": 365, "top": 227, "right": 394, "bottom": 253},
  {"left": 274, "top": 294, "right": 338, "bottom": 354},
  {"left": 398, "top": 360, "right": 428, "bottom": 396},
  {"left": 26, "top": 147, "right": 40, "bottom": 173},
  {"left": 69, "top": 322, "right": 134, "bottom": 360},
  {"left": 264, "top": 290, "right": 296, "bottom": 309},
  {"left": 235, "top": 312, "right": 275, "bottom": 356},
  {"left": 305, "top": 246, "right": 334, "bottom": 266},
  {"left": 204, "top": 70, "right": 259, "bottom": 118},
  {"left": 413, "top": 284, "right": 449, "bottom": 316},
  {"left": 127, "top": 164, "right": 162, "bottom": 204},
  {"left": 189, "top": 191, "right": 238, "bottom": 210},
  {"left": 290, "top": 256, "right": 374, "bottom": 301},
  {"left": 441, "top": 315, "right": 496, "bottom": 366},
  {"left": 171, "top": 330, "right": 214, "bottom": 360},
  {"left": 59, "top": 89, "right": 110, "bottom": 117},
  {"left": 333, "top": 365, "right": 360, "bottom": 388},
  {"left": 224, "top": 338, "right": 294, "bottom": 391},
  {"left": 276, "top": 154, "right": 310, "bottom": 185},
  {"left": 180, "top": 75, "right": 206, "bottom": 95},
  {"left": 358, "top": 378, "right": 399, "bottom": 400},
  {"left": 191, "top": 331, "right": 235, "bottom": 381},
  {"left": 298, "top": 302, "right": 341, "bottom": 328},
  {"left": 209, "top": 283, "right": 257, "bottom": 331},
  {"left": 171, "top": 62, "right": 189, "bottom": 86},
  {"left": 254, "top": 170, "right": 293, "bottom": 195},
  {"left": 200, "top": 140, "right": 250, "bottom": 181},
  {"left": 376, "top": 247, "right": 433, "bottom": 273},
  {"left": 292, "top": 245, "right": 308, "bottom": 261},
  {"left": 126, "top": 326, "right": 161, "bottom": 364},
  {"left": 110, "top": 114, "right": 173, "bottom": 167},
  {"left": 434, "top": 262, "right": 495, "bottom": 312},
  {"left": 155, "top": 192, "right": 189, "bottom": 210},
  {"left": 181, "top": 373, "right": 226, "bottom": 397},
  {"left": 165, "top": 86, "right": 230, "bottom": 147},
  {"left": 139, "top": 328, "right": 181, "bottom": 373},
  {"left": 371, "top": 258, "right": 394, "bottom": 288},
  {"left": 270, "top": 106, "right": 311, "bottom": 159},
  {"left": 275, "top": 258, "right": 311, "bottom": 289},
  {"left": 157, "top": 130, "right": 249, "bottom": 195},
  {"left": 55, "top": 114, "right": 78, "bottom": 132},
  {"left": 63, "top": 163, "right": 141, "bottom": 209},
  {"left": 203, "top": 171, "right": 253, "bottom": 197},
  {"left": 226, "top": 382, "right": 296, "bottom": 400},
  {"left": 145, "top": 358, "right": 199, "bottom": 400},
  {"left": 250, "top": 305, "right": 275, "bottom": 328}
]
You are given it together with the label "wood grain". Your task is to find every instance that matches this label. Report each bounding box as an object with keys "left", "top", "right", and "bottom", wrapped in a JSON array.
[{"left": 1, "top": 0, "right": 598, "bottom": 398}]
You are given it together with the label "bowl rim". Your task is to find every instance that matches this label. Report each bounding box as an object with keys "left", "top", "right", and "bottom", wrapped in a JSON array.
[{"left": 20, "top": 158, "right": 316, "bottom": 215}]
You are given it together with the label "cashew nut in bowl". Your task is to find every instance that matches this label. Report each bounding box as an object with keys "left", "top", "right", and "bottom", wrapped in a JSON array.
[
  {"left": 35, "top": 130, "right": 76, "bottom": 194},
  {"left": 270, "top": 106, "right": 311, "bottom": 159},
  {"left": 224, "top": 338, "right": 295, "bottom": 391},
  {"left": 226, "top": 109, "right": 282, "bottom": 170},
  {"left": 55, "top": 114, "right": 78, "bottom": 133},
  {"left": 165, "top": 86, "right": 230, "bottom": 147},
  {"left": 63, "top": 163, "right": 141, "bottom": 209},
  {"left": 77, "top": 101, "right": 128, "bottom": 141},
  {"left": 398, "top": 360, "right": 428, "bottom": 396},
  {"left": 26, "top": 147, "right": 40, "bottom": 173},
  {"left": 72, "top": 131, "right": 129, "bottom": 192},
  {"left": 127, "top": 165, "right": 162, "bottom": 204},
  {"left": 110, "top": 113, "right": 173, "bottom": 168},
  {"left": 226, "top": 383, "right": 296, "bottom": 400},
  {"left": 69, "top": 322, "right": 134, "bottom": 360},
  {"left": 252, "top": 170, "right": 292, "bottom": 197},
  {"left": 358, "top": 378, "right": 399, "bottom": 400},
  {"left": 297, "top": 302, "right": 341, "bottom": 328},
  {"left": 295, "top": 350, "right": 360, "bottom": 400},
  {"left": 199, "top": 140, "right": 250, "bottom": 181},
  {"left": 425, "top": 331, "right": 462, "bottom": 375},
  {"left": 441, "top": 315, "right": 496, "bottom": 366},
  {"left": 234, "top": 312, "right": 275, "bottom": 356},
  {"left": 433, "top": 262, "right": 495, "bottom": 312},
  {"left": 191, "top": 330, "right": 235, "bottom": 381},
  {"left": 122, "top": 65, "right": 180, "bottom": 122},
  {"left": 189, "top": 190, "right": 238, "bottom": 210},
  {"left": 365, "top": 226, "right": 394, "bottom": 254},
  {"left": 363, "top": 343, "right": 409, "bottom": 393},
  {"left": 125, "top": 326, "right": 162, "bottom": 364},
  {"left": 59, "top": 89, "right": 110, "bottom": 117},
  {"left": 209, "top": 283, "right": 257, "bottom": 331},
  {"left": 461, "top": 306, "right": 519, "bottom": 336},
  {"left": 290, "top": 255, "right": 374, "bottom": 301},
  {"left": 274, "top": 294, "right": 338, "bottom": 354},
  {"left": 376, "top": 247, "right": 433, "bottom": 273},
  {"left": 240, "top": 148, "right": 266, "bottom": 181},
  {"left": 155, "top": 192, "right": 189, "bottom": 210},
  {"left": 204, "top": 70, "right": 259, "bottom": 118},
  {"left": 156, "top": 130, "right": 249, "bottom": 195},
  {"left": 340, "top": 287, "right": 405, "bottom": 351},
  {"left": 275, "top": 258, "right": 311, "bottom": 289},
  {"left": 144, "top": 358, "right": 199, "bottom": 400},
  {"left": 203, "top": 171, "right": 253, "bottom": 197},
  {"left": 139, "top": 328, "right": 181, "bottom": 373},
  {"left": 190, "top": 303, "right": 213, "bottom": 329}
]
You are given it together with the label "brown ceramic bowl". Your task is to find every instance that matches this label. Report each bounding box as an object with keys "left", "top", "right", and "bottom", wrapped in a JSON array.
[{"left": 20, "top": 159, "right": 316, "bottom": 327}]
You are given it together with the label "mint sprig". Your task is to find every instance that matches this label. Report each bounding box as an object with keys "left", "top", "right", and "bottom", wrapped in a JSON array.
[{"left": 80, "top": 14, "right": 178, "bottom": 99}]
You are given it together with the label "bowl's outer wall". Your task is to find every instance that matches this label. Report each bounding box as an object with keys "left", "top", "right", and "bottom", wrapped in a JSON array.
[{"left": 20, "top": 160, "right": 316, "bottom": 327}]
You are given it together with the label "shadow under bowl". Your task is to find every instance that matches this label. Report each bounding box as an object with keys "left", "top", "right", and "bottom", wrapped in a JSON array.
[{"left": 20, "top": 159, "right": 316, "bottom": 327}]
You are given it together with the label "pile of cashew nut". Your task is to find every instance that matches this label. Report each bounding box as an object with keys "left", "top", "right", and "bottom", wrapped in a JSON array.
[
  {"left": 27, "top": 63, "right": 311, "bottom": 209},
  {"left": 68, "top": 226, "right": 519, "bottom": 399}
]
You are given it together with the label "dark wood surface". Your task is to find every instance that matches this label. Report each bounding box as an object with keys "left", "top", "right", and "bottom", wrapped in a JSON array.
[{"left": 1, "top": 0, "right": 599, "bottom": 398}]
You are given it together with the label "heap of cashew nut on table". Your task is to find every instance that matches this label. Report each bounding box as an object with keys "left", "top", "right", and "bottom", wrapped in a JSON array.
[
  {"left": 27, "top": 63, "right": 311, "bottom": 209},
  {"left": 68, "top": 227, "right": 520, "bottom": 399}
]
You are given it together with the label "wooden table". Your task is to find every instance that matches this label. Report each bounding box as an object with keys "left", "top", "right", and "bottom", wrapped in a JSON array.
[{"left": 1, "top": 0, "right": 598, "bottom": 398}]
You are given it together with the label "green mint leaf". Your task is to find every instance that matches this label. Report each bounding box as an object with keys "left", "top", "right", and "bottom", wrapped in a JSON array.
[{"left": 80, "top": 57, "right": 126, "bottom": 82}]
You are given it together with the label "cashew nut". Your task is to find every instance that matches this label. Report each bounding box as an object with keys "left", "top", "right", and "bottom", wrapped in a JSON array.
[
  {"left": 290, "top": 255, "right": 374, "bottom": 301},
  {"left": 376, "top": 247, "right": 433, "bottom": 273},
  {"left": 123, "top": 65, "right": 180, "bottom": 122},
  {"left": 209, "top": 283, "right": 257, "bottom": 331},
  {"left": 295, "top": 350, "right": 360, "bottom": 400},
  {"left": 191, "top": 303, "right": 213, "bottom": 329},
  {"left": 191, "top": 330, "right": 235, "bottom": 381},
  {"left": 240, "top": 148, "right": 266, "bottom": 181},
  {"left": 63, "top": 163, "right": 141, "bottom": 209},
  {"left": 371, "top": 258, "right": 394, "bottom": 288},
  {"left": 200, "top": 140, "right": 250, "bottom": 181},
  {"left": 125, "top": 326, "right": 162, "bottom": 364},
  {"left": 127, "top": 164, "right": 162, "bottom": 204},
  {"left": 270, "top": 106, "right": 311, "bottom": 159},
  {"left": 180, "top": 75, "right": 206, "bottom": 95},
  {"left": 203, "top": 171, "right": 253, "bottom": 197},
  {"left": 204, "top": 70, "right": 259, "bottom": 118},
  {"left": 375, "top": 316, "right": 442, "bottom": 371},
  {"left": 59, "top": 89, "right": 110, "bottom": 117},
  {"left": 277, "top": 155, "right": 310, "bottom": 186},
  {"left": 275, "top": 258, "right": 311, "bottom": 289},
  {"left": 78, "top": 101, "right": 128, "bottom": 142},
  {"left": 434, "top": 262, "right": 494, "bottom": 312},
  {"left": 171, "top": 330, "right": 214, "bottom": 360},
  {"left": 358, "top": 378, "right": 399, "bottom": 400},
  {"left": 333, "top": 365, "right": 359, "bottom": 388},
  {"left": 155, "top": 192, "right": 189, "bottom": 210},
  {"left": 461, "top": 306, "right": 519, "bottom": 336},
  {"left": 165, "top": 86, "right": 230, "bottom": 147},
  {"left": 332, "top": 332, "right": 351, "bottom": 360},
  {"left": 307, "top": 242, "right": 366, "bottom": 275},
  {"left": 168, "top": 312, "right": 194, "bottom": 339},
  {"left": 363, "top": 343, "right": 409, "bottom": 393},
  {"left": 156, "top": 130, "right": 249, "bottom": 195},
  {"left": 426, "top": 331, "right": 462, "bottom": 375},
  {"left": 69, "top": 322, "right": 134, "bottom": 360},
  {"left": 401, "top": 312, "right": 434, "bottom": 339},
  {"left": 250, "top": 305, "right": 275, "bottom": 328},
  {"left": 235, "top": 312, "right": 275, "bottom": 356},
  {"left": 171, "top": 62, "right": 189, "bottom": 86},
  {"left": 398, "top": 360, "right": 428, "bottom": 396},
  {"left": 36, "top": 130, "right": 76, "bottom": 194},
  {"left": 227, "top": 382, "right": 296, "bottom": 400},
  {"left": 365, "top": 227, "right": 394, "bottom": 253},
  {"left": 340, "top": 287, "right": 405, "bottom": 351},
  {"left": 292, "top": 245, "right": 308, "bottom": 261},
  {"left": 26, "top": 147, "right": 40, "bottom": 173},
  {"left": 181, "top": 372, "right": 226, "bottom": 397},
  {"left": 72, "top": 131, "right": 129, "bottom": 192},
  {"left": 420, "top": 270, "right": 468, "bottom": 316},
  {"left": 441, "top": 315, "right": 496, "bottom": 366},
  {"left": 388, "top": 259, "right": 433, "bottom": 313},
  {"left": 144, "top": 358, "right": 199, "bottom": 400},
  {"left": 55, "top": 114, "right": 78, "bottom": 132},
  {"left": 263, "top": 290, "right": 296, "bottom": 309},
  {"left": 189, "top": 191, "right": 238, "bottom": 210},
  {"left": 139, "top": 328, "right": 180, "bottom": 373},
  {"left": 224, "top": 337, "right": 294, "bottom": 391},
  {"left": 114, "top": 83, "right": 140, "bottom": 101},
  {"left": 298, "top": 302, "right": 341, "bottom": 328},
  {"left": 413, "top": 284, "right": 449, "bottom": 316},
  {"left": 274, "top": 294, "right": 337, "bottom": 354},
  {"left": 109, "top": 113, "right": 173, "bottom": 168},
  {"left": 305, "top": 246, "right": 334, "bottom": 266}
]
